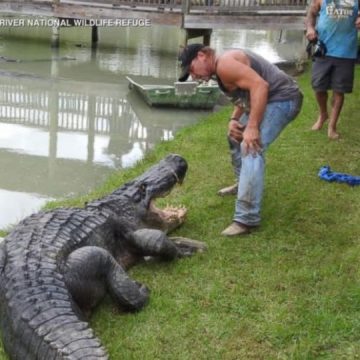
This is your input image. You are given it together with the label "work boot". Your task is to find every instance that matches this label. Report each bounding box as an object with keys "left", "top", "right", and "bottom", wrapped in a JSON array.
[
  {"left": 221, "top": 222, "right": 250, "bottom": 236},
  {"left": 217, "top": 183, "right": 238, "bottom": 196}
]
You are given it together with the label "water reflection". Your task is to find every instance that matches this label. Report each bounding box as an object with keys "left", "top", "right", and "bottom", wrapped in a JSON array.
[
  {"left": 211, "top": 29, "right": 306, "bottom": 63},
  {"left": 0, "top": 24, "right": 305, "bottom": 229},
  {"left": 0, "top": 72, "right": 206, "bottom": 228},
  {"left": 0, "top": 189, "right": 49, "bottom": 230}
]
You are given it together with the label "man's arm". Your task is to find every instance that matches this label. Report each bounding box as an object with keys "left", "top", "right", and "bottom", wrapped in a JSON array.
[
  {"left": 217, "top": 54, "right": 269, "bottom": 154},
  {"left": 356, "top": 17, "right": 360, "bottom": 29},
  {"left": 306, "top": 0, "right": 321, "bottom": 41},
  {"left": 230, "top": 105, "right": 243, "bottom": 121},
  {"left": 355, "top": 1, "right": 360, "bottom": 29}
]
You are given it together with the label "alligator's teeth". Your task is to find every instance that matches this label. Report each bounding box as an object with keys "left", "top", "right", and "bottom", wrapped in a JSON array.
[{"left": 149, "top": 201, "right": 154, "bottom": 211}]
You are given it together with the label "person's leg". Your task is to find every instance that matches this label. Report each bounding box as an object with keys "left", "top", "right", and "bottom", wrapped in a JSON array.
[
  {"left": 312, "top": 91, "right": 328, "bottom": 130},
  {"left": 218, "top": 114, "right": 248, "bottom": 196},
  {"left": 228, "top": 136, "right": 242, "bottom": 179},
  {"left": 311, "top": 57, "right": 332, "bottom": 130},
  {"left": 327, "top": 57, "right": 355, "bottom": 139},
  {"left": 222, "top": 96, "right": 302, "bottom": 235},
  {"left": 327, "top": 91, "right": 344, "bottom": 139}
]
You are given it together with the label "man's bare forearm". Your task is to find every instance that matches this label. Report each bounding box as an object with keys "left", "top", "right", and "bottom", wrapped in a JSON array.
[
  {"left": 306, "top": 0, "right": 320, "bottom": 28},
  {"left": 305, "top": 0, "right": 320, "bottom": 40},
  {"left": 230, "top": 106, "right": 244, "bottom": 120}
]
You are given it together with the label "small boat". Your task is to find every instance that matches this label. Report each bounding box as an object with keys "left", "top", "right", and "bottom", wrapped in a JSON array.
[{"left": 126, "top": 76, "right": 220, "bottom": 109}]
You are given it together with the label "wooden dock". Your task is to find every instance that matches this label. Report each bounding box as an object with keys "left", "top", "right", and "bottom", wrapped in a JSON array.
[{"left": 0, "top": 0, "right": 307, "bottom": 31}]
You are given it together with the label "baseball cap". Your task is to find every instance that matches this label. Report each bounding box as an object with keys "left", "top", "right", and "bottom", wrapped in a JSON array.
[{"left": 178, "top": 43, "right": 205, "bottom": 82}]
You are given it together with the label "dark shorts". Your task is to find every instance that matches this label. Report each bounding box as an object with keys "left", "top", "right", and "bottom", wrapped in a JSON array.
[{"left": 311, "top": 56, "right": 355, "bottom": 93}]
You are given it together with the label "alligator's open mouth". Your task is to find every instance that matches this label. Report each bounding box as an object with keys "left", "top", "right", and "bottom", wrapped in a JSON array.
[
  {"left": 146, "top": 196, "right": 187, "bottom": 233},
  {"left": 150, "top": 200, "right": 187, "bottom": 223},
  {"left": 139, "top": 154, "right": 188, "bottom": 232}
]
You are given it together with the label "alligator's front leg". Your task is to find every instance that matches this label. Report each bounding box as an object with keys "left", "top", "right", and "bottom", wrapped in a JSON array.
[
  {"left": 64, "top": 246, "right": 150, "bottom": 313},
  {"left": 169, "top": 236, "right": 208, "bottom": 254},
  {"left": 130, "top": 229, "right": 206, "bottom": 259}
]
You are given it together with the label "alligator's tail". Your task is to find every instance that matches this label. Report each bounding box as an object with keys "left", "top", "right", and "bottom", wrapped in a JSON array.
[
  {"left": 1, "top": 287, "right": 109, "bottom": 359},
  {"left": 0, "top": 241, "right": 108, "bottom": 360}
]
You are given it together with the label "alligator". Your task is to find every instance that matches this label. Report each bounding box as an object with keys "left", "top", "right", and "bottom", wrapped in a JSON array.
[{"left": 0, "top": 154, "right": 206, "bottom": 360}]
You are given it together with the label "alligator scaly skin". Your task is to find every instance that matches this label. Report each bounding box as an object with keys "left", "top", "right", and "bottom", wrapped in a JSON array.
[{"left": 0, "top": 154, "right": 200, "bottom": 360}]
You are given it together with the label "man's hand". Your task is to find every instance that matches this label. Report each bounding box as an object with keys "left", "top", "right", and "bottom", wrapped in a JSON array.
[
  {"left": 306, "top": 27, "right": 317, "bottom": 42},
  {"left": 242, "top": 126, "right": 262, "bottom": 155},
  {"left": 356, "top": 17, "right": 360, "bottom": 29},
  {"left": 228, "top": 119, "right": 245, "bottom": 142}
]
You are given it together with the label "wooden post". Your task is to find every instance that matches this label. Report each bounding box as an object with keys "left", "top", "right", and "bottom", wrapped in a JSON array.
[
  {"left": 182, "top": 28, "right": 212, "bottom": 46},
  {"left": 51, "top": 0, "right": 60, "bottom": 47},
  {"left": 51, "top": 25, "right": 60, "bottom": 48},
  {"left": 91, "top": 25, "right": 98, "bottom": 49},
  {"left": 182, "top": 0, "right": 190, "bottom": 15},
  {"left": 87, "top": 94, "right": 96, "bottom": 164},
  {"left": 48, "top": 81, "right": 59, "bottom": 179},
  {"left": 203, "top": 29, "right": 212, "bottom": 45}
]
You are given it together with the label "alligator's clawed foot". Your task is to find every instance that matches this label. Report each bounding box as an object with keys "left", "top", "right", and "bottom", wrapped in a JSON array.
[
  {"left": 136, "top": 281, "right": 151, "bottom": 298},
  {"left": 170, "top": 236, "right": 208, "bottom": 257}
]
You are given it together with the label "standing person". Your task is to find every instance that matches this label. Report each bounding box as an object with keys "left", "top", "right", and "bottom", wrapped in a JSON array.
[
  {"left": 306, "top": 0, "right": 360, "bottom": 139},
  {"left": 178, "top": 44, "right": 303, "bottom": 236}
]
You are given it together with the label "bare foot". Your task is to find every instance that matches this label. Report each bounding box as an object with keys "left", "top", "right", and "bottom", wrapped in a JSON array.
[
  {"left": 328, "top": 129, "right": 340, "bottom": 140},
  {"left": 311, "top": 113, "right": 328, "bottom": 130}
]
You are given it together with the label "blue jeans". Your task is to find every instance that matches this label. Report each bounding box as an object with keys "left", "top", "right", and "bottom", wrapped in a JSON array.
[{"left": 228, "top": 93, "right": 303, "bottom": 226}]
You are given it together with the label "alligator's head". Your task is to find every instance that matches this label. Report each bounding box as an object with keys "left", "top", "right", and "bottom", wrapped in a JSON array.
[
  {"left": 128, "top": 154, "right": 188, "bottom": 233},
  {"left": 88, "top": 154, "right": 188, "bottom": 233},
  {"left": 133, "top": 153, "right": 187, "bottom": 197}
]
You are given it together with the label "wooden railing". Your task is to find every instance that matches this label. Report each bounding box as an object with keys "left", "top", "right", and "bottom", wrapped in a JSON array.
[
  {"left": 72, "top": 0, "right": 307, "bottom": 12},
  {"left": 0, "top": 0, "right": 307, "bottom": 32},
  {"left": 0, "top": 0, "right": 307, "bottom": 13}
]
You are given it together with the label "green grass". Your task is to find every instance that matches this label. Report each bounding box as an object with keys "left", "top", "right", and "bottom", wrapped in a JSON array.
[{"left": 1, "top": 66, "right": 360, "bottom": 359}]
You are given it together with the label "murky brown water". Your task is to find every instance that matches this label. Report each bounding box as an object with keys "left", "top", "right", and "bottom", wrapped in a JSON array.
[{"left": 0, "top": 21, "right": 305, "bottom": 229}]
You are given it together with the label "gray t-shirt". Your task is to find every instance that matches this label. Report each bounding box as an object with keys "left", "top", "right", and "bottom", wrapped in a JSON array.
[{"left": 216, "top": 49, "right": 300, "bottom": 110}]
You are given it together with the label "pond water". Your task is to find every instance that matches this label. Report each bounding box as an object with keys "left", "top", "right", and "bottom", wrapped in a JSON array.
[{"left": 0, "top": 21, "right": 305, "bottom": 229}]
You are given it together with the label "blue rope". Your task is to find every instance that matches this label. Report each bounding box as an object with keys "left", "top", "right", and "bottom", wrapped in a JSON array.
[{"left": 318, "top": 166, "right": 360, "bottom": 186}]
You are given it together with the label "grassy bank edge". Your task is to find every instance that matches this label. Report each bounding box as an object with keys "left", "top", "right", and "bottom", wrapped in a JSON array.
[{"left": 1, "top": 66, "right": 360, "bottom": 359}]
